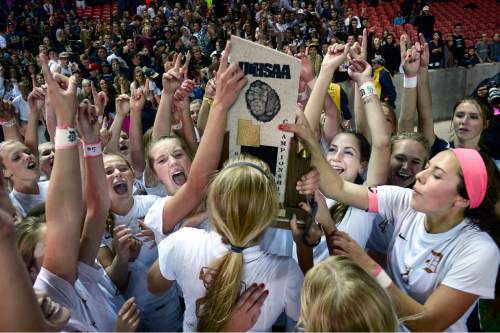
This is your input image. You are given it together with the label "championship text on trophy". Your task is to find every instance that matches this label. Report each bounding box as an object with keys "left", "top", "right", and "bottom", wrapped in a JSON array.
[{"left": 224, "top": 36, "right": 310, "bottom": 227}]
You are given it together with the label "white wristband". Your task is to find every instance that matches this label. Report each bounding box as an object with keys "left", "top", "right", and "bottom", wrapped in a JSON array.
[
  {"left": 359, "top": 81, "right": 377, "bottom": 99},
  {"left": 55, "top": 127, "right": 78, "bottom": 149},
  {"left": 373, "top": 265, "right": 393, "bottom": 289},
  {"left": 82, "top": 141, "right": 102, "bottom": 158},
  {"left": 0, "top": 118, "right": 17, "bottom": 127},
  {"left": 403, "top": 75, "right": 417, "bottom": 88}
]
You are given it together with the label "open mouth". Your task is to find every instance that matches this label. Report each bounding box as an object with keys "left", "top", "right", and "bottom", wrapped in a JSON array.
[
  {"left": 27, "top": 160, "right": 37, "bottom": 170},
  {"left": 113, "top": 180, "right": 128, "bottom": 195},
  {"left": 171, "top": 171, "right": 187, "bottom": 186},
  {"left": 119, "top": 143, "right": 129, "bottom": 152},
  {"left": 331, "top": 165, "right": 344, "bottom": 175},
  {"left": 48, "top": 156, "right": 54, "bottom": 167},
  {"left": 397, "top": 169, "right": 411, "bottom": 180}
]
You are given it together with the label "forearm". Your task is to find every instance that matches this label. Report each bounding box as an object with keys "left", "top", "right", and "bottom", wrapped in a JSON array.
[
  {"left": 129, "top": 109, "right": 145, "bottom": 174},
  {"left": 197, "top": 98, "right": 211, "bottom": 135},
  {"left": 304, "top": 67, "right": 334, "bottom": 138},
  {"left": 152, "top": 92, "right": 173, "bottom": 141},
  {"left": 180, "top": 106, "right": 198, "bottom": 154},
  {"left": 398, "top": 87, "right": 417, "bottom": 133},
  {"left": 1, "top": 122, "right": 22, "bottom": 141},
  {"left": 353, "top": 83, "right": 370, "bottom": 140},
  {"left": 105, "top": 255, "right": 129, "bottom": 292},
  {"left": 322, "top": 95, "right": 340, "bottom": 144},
  {"left": 79, "top": 151, "right": 110, "bottom": 265},
  {"left": 105, "top": 114, "right": 124, "bottom": 154},
  {"left": 24, "top": 108, "right": 40, "bottom": 159},
  {"left": 416, "top": 67, "right": 435, "bottom": 145},
  {"left": 295, "top": 243, "right": 314, "bottom": 274}
]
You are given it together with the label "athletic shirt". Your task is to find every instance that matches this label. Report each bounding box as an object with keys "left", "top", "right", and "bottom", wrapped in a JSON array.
[
  {"left": 374, "top": 185, "right": 499, "bottom": 332},
  {"left": 101, "top": 195, "right": 181, "bottom": 331},
  {"left": 158, "top": 227, "right": 303, "bottom": 332},
  {"left": 9, "top": 181, "right": 49, "bottom": 217},
  {"left": 139, "top": 173, "right": 169, "bottom": 197}
]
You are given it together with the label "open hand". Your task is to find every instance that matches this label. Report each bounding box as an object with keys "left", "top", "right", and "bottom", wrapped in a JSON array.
[
  {"left": 115, "top": 297, "right": 141, "bottom": 332},
  {"left": 221, "top": 283, "right": 268, "bottom": 332}
]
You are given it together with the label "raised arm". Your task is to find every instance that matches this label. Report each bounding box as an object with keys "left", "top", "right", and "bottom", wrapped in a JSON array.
[
  {"left": 173, "top": 79, "right": 198, "bottom": 154},
  {"left": 322, "top": 92, "right": 341, "bottom": 144},
  {"left": 129, "top": 89, "right": 146, "bottom": 174},
  {"left": 25, "top": 87, "right": 47, "bottom": 158},
  {"left": 77, "top": 102, "right": 110, "bottom": 265},
  {"left": 152, "top": 55, "right": 185, "bottom": 141},
  {"left": 304, "top": 44, "right": 350, "bottom": 140},
  {"left": 280, "top": 110, "right": 369, "bottom": 211},
  {"left": 416, "top": 34, "right": 436, "bottom": 146},
  {"left": 106, "top": 94, "right": 129, "bottom": 154},
  {"left": 196, "top": 78, "right": 215, "bottom": 136},
  {"left": 398, "top": 35, "right": 419, "bottom": 134},
  {"left": 40, "top": 53, "right": 83, "bottom": 284},
  {"left": 349, "top": 29, "right": 370, "bottom": 138},
  {"left": 0, "top": 100, "right": 22, "bottom": 142},
  {"left": 161, "top": 42, "right": 248, "bottom": 234},
  {"left": 348, "top": 59, "right": 391, "bottom": 186}
]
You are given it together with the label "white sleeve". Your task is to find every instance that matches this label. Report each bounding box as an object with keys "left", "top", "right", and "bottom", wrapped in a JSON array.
[
  {"left": 284, "top": 259, "right": 304, "bottom": 321},
  {"left": 374, "top": 185, "right": 414, "bottom": 227},
  {"left": 157, "top": 229, "right": 190, "bottom": 281},
  {"left": 442, "top": 238, "right": 500, "bottom": 299},
  {"left": 144, "top": 196, "right": 169, "bottom": 244},
  {"left": 34, "top": 267, "right": 78, "bottom": 312}
]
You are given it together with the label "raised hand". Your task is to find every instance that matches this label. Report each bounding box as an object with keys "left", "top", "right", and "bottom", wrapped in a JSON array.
[
  {"left": 417, "top": 33, "right": 430, "bottom": 68},
  {"left": 322, "top": 43, "right": 351, "bottom": 71},
  {"left": 39, "top": 53, "right": 78, "bottom": 125},
  {"left": 162, "top": 53, "right": 185, "bottom": 96},
  {"left": 213, "top": 41, "right": 248, "bottom": 110},
  {"left": 0, "top": 100, "right": 16, "bottom": 122},
  {"left": 99, "top": 116, "right": 112, "bottom": 148},
  {"left": 278, "top": 110, "right": 317, "bottom": 152},
  {"left": 28, "top": 86, "right": 47, "bottom": 112},
  {"left": 347, "top": 59, "right": 373, "bottom": 85},
  {"left": 349, "top": 29, "right": 368, "bottom": 60},
  {"left": 204, "top": 78, "right": 216, "bottom": 99},
  {"left": 221, "top": 283, "right": 269, "bottom": 332},
  {"left": 91, "top": 81, "right": 109, "bottom": 118},
  {"left": 115, "top": 297, "right": 141, "bottom": 332},
  {"left": 298, "top": 48, "right": 315, "bottom": 91},
  {"left": 76, "top": 100, "right": 100, "bottom": 143},
  {"left": 115, "top": 94, "right": 131, "bottom": 118},
  {"left": 401, "top": 45, "right": 421, "bottom": 77},
  {"left": 130, "top": 89, "right": 145, "bottom": 113}
]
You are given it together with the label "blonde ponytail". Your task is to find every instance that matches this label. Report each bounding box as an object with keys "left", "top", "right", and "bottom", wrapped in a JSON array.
[{"left": 196, "top": 155, "right": 279, "bottom": 331}]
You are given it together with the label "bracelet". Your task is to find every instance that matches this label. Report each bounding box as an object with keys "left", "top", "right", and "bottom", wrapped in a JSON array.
[
  {"left": 203, "top": 96, "right": 213, "bottom": 106},
  {"left": 403, "top": 75, "right": 417, "bottom": 88},
  {"left": 82, "top": 141, "right": 102, "bottom": 158},
  {"left": 0, "top": 118, "right": 17, "bottom": 127},
  {"left": 372, "top": 264, "right": 393, "bottom": 289},
  {"left": 55, "top": 127, "right": 78, "bottom": 149},
  {"left": 359, "top": 81, "right": 377, "bottom": 99}
]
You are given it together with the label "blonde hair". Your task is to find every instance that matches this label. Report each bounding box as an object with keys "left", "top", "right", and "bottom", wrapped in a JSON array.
[
  {"left": 15, "top": 217, "right": 45, "bottom": 270},
  {"left": 391, "top": 132, "right": 430, "bottom": 163},
  {"left": 196, "top": 155, "right": 279, "bottom": 331},
  {"left": 146, "top": 135, "right": 194, "bottom": 175},
  {"left": 298, "top": 256, "right": 398, "bottom": 332}
]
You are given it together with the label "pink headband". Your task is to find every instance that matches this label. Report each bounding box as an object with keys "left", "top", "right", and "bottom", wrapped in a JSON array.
[{"left": 451, "top": 149, "right": 488, "bottom": 209}]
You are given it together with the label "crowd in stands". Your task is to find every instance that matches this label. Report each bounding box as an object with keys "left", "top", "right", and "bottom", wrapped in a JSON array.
[{"left": 0, "top": 0, "right": 499, "bottom": 332}]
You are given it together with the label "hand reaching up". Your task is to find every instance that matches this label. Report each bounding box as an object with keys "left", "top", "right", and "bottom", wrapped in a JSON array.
[
  {"left": 213, "top": 41, "right": 248, "bottom": 111},
  {"left": 28, "top": 86, "right": 47, "bottom": 112},
  {"left": 347, "top": 59, "right": 373, "bottom": 85},
  {"left": 39, "top": 53, "right": 78, "bottom": 125},
  {"left": 76, "top": 100, "right": 100, "bottom": 143},
  {"left": 115, "top": 94, "right": 131, "bottom": 118},
  {"left": 130, "top": 89, "right": 145, "bottom": 113},
  {"left": 322, "top": 43, "right": 351, "bottom": 71},
  {"left": 162, "top": 53, "right": 186, "bottom": 96}
]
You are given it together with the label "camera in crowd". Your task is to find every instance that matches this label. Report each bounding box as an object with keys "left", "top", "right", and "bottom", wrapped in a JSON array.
[{"left": 486, "top": 80, "right": 500, "bottom": 106}]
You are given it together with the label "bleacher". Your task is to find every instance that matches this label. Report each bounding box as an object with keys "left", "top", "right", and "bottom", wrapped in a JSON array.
[
  {"left": 347, "top": 0, "right": 499, "bottom": 47},
  {"left": 75, "top": 2, "right": 119, "bottom": 21}
]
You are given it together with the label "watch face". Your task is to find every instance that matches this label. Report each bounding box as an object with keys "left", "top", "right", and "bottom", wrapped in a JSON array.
[{"left": 245, "top": 80, "right": 281, "bottom": 123}]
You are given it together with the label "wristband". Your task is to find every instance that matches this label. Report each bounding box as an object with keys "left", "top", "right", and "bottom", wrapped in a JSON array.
[
  {"left": 55, "top": 127, "right": 78, "bottom": 149},
  {"left": 203, "top": 96, "right": 213, "bottom": 106},
  {"left": 372, "top": 265, "right": 393, "bottom": 289},
  {"left": 0, "top": 118, "right": 17, "bottom": 127},
  {"left": 403, "top": 75, "right": 417, "bottom": 88},
  {"left": 359, "top": 81, "right": 377, "bottom": 99},
  {"left": 82, "top": 141, "right": 102, "bottom": 158}
]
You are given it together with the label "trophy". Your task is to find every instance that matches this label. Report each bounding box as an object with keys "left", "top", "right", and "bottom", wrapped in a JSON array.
[{"left": 222, "top": 36, "right": 311, "bottom": 228}]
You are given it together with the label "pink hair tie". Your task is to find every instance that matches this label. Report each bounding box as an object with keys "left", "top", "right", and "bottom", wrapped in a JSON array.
[{"left": 451, "top": 149, "right": 488, "bottom": 209}]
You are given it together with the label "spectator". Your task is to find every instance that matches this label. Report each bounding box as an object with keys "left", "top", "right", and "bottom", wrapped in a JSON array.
[
  {"left": 489, "top": 33, "right": 500, "bottom": 62},
  {"left": 372, "top": 56, "right": 396, "bottom": 107},
  {"left": 393, "top": 11, "right": 405, "bottom": 26},
  {"left": 381, "top": 33, "right": 400, "bottom": 74},
  {"left": 414, "top": 5, "right": 435, "bottom": 41},
  {"left": 429, "top": 31, "right": 444, "bottom": 69},
  {"left": 368, "top": 37, "right": 383, "bottom": 65},
  {"left": 452, "top": 23, "right": 465, "bottom": 66},
  {"left": 444, "top": 35, "right": 456, "bottom": 67},
  {"left": 344, "top": 7, "right": 361, "bottom": 29},
  {"left": 463, "top": 47, "right": 481, "bottom": 67},
  {"left": 475, "top": 33, "right": 491, "bottom": 63},
  {"left": 11, "top": 80, "right": 30, "bottom": 126}
]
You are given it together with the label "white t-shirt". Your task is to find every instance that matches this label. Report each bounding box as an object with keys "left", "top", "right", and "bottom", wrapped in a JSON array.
[
  {"left": 158, "top": 228, "right": 303, "bottom": 332},
  {"left": 375, "top": 185, "right": 499, "bottom": 332},
  {"left": 12, "top": 94, "right": 29, "bottom": 122},
  {"left": 34, "top": 263, "right": 117, "bottom": 332},
  {"left": 10, "top": 181, "right": 49, "bottom": 217}
]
